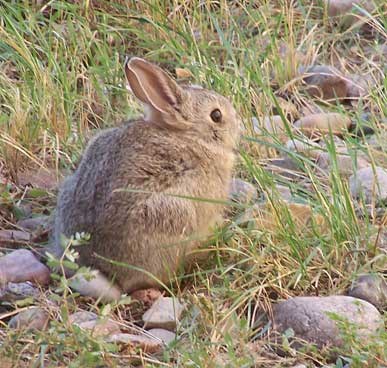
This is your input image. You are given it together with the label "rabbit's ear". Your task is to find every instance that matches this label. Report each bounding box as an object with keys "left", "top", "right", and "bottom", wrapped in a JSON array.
[{"left": 125, "top": 57, "right": 182, "bottom": 114}]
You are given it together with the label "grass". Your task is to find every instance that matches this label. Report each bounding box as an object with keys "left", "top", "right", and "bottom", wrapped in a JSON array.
[{"left": 0, "top": 0, "right": 386, "bottom": 367}]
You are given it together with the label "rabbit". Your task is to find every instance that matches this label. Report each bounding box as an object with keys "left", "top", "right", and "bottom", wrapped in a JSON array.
[{"left": 52, "top": 57, "right": 241, "bottom": 300}]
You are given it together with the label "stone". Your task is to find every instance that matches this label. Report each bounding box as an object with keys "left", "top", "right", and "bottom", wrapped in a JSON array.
[
  {"left": 294, "top": 113, "right": 351, "bottom": 137},
  {"left": 0, "top": 249, "right": 50, "bottom": 286},
  {"left": 253, "top": 115, "right": 290, "bottom": 143},
  {"left": 17, "top": 216, "right": 50, "bottom": 232},
  {"left": 345, "top": 74, "right": 372, "bottom": 100},
  {"left": 273, "top": 185, "right": 292, "bottom": 201},
  {"left": 0, "top": 229, "right": 31, "bottom": 243},
  {"left": 0, "top": 282, "right": 40, "bottom": 302},
  {"left": 229, "top": 179, "right": 257, "bottom": 205},
  {"left": 349, "top": 166, "right": 387, "bottom": 205},
  {"left": 69, "top": 310, "right": 121, "bottom": 337},
  {"left": 324, "top": 0, "right": 376, "bottom": 27},
  {"left": 265, "top": 157, "right": 305, "bottom": 181},
  {"left": 272, "top": 296, "right": 382, "bottom": 349},
  {"left": 68, "top": 310, "right": 98, "bottom": 325},
  {"left": 318, "top": 135, "right": 348, "bottom": 152},
  {"left": 366, "top": 130, "right": 387, "bottom": 152},
  {"left": 148, "top": 328, "right": 176, "bottom": 344},
  {"left": 130, "top": 288, "right": 162, "bottom": 309},
  {"left": 8, "top": 307, "right": 49, "bottom": 331},
  {"left": 302, "top": 65, "right": 347, "bottom": 101},
  {"left": 142, "top": 297, "right": 185, "bottom": 331},
  {"left": 106, "top": 332, "right": 163, "bottom": 353},
  {"left": 285, "top": 138, "right": 320, "bottom": 158},
  {"left": 347, "top": 274, "right": 387, "bottom": 311},
  {"left": 316, "top": 152, "right": 368, "bottom": 177},
  {"left": 18, "top": 167, "right": 59, "bottom": 191}
]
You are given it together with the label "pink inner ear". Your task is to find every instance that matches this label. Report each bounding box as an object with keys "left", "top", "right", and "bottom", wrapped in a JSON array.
[
  {"left": 127, "top": 58, "right": 181, "bottom": 115},
  {"left": 140, "top": 72, "right": 179, "bottom": 114}
]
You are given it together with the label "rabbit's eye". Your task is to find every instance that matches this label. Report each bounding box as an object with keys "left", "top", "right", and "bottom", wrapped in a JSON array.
[{"left": 210, "top": 109, "right": 222, "bottom": 123}]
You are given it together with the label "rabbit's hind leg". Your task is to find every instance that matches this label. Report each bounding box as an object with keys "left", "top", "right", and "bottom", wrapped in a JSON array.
[{"left": 69, "top": 269, "right": 122, "bottom": 302}]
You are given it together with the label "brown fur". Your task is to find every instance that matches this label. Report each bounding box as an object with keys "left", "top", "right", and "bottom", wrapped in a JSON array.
[{"left": 53, "top": 58, "right": 241, "bottom": 295}]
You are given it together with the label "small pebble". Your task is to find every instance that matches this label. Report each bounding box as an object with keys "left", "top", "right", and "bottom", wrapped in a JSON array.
[
  {"left": 285, "top": 138, "right": 320, "bottom": 158},
  {"left": 107, "top": 333, "right": 163, "bottom": 354},
  {"left": 253, "top": 115, "right": 290, "bottom": 143},
  {"left": 142, "top": 296, "right": 185, "bottom": 331},
  {"left": 69, "top": 310, "right": 121, "bottom": 337},
  {"left": 349, "top": 166, "right": 387, "bottom": 205},
  {"left": 229, "top": 179, "right": 257, "bottom": 205},
  {"left": 302, "top": 65, "right": 347, "bottom": 101},
  {"left": 17, "top": 216, "right": 50, "bottom": 232},
  {"left": 0, "top": 249, "right": 50, "bottom": 286},
  {"left": 0, "top": 282, "right": 40, "bottom": 303},
  {"left": 348, "top": 274, "right": 387, "bottom": 311},
  {"left": 265, "top": 157, "right": 304, "bottom": 181},
  {"left": 324, "top": 0, "right": 376, "bottom": 27},
  {"left": 8, "top": 307, "right": 49, "bottom": 331},
  {"left": 69, "top": 310, "right": 98, "bottom": 325},
  {"left": 294, "top": 113, "right": 351, "bottom": 137},
  {"left": 148, "top": 328, "right": 176, "bottom": 344},
  {"left": 316, "top": 152, "right": 368, "bottom": 177},
  {"left": 274, "top": 185, "right": 292, "bottom": 201}
]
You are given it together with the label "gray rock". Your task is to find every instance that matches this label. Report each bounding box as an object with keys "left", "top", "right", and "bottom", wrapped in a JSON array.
[
  {"left": 272, "top": 296, "right": 382, "bottom": 349},
  {"left": 274, "top": 185, "right": 292, "bottom": 201},
  {"left": 325, "top": 0, "right": 376, "bottom": 27},
  {"left": 349, "top": 166, "right": 387, "bottom": 205},
  {"left": 69, "top": 310, "right": 121, "bottom": 337},
  {"left": 142, "top": 297, "right": 185, "bottom": 331},
  {"left": 316, "top": 152, "right": 368, "bottom": 177},
  {"left": 229, "top": 179, "right": 257, "bottom": 204},
  {"left": 0, "top": 282, "right": 40, "bottom": 302},
  {"left": 252, "top": 115, "right": 289, "bottom": 143},
  {"left": 302, "top": 65, "right": 347, "bottom": 101},
  {"left": 265, "top": 157, "right": 305, "bottom": 181},
  {"left": 0, "top": 249, "right": 50, "bottom": 287},
  {"left": 285, "top": 138, "right": 320, "bottom": 158},
  {"left": 148, "top": 328, "right": 176, "bottom": 344},
  {"left": 106, "top": 332, "right": 163, "bottom": 353},
  {"left": 17, "top": 216, "right": 50, "bottom": 232},
  {"left": 367, "top": 130, "right": 387, "bottom": 151},
  {"left": 294, "top": 113, "right": 351, "bottom": 137},
  {"left": 68, "top": 310, "right": 98, "bottom": 325},
  {"left": 8, "top": 307, "right": 49, "bottom": 331},
  {"left": 348, "top": 274, "right": 387, "bottom": 311}
]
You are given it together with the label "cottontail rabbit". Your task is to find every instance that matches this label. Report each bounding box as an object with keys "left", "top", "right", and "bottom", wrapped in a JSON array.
[{"left": 53, "top": 57, "right": 241, "bottom": 299}]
